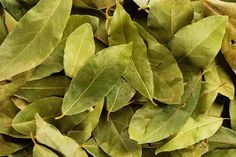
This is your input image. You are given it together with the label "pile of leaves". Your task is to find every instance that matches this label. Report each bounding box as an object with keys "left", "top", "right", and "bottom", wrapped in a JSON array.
[{"left": 1, "top": 0, "right": 236, "bottom": 156}]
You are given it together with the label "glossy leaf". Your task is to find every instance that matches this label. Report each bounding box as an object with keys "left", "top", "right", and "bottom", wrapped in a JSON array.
[
  {"left": 60, "top": 43, "right": 132, "bottom": 116},
  {"left": 137, "top": 23, "right": 184, "bottom": 104},
  {"left": 12, "top": 97, "right": 62, "bottom": 135},
  {"left": 93, "top": 107, "right": 142, "bottom": 157},
  {"left": 0, "top": 0, "right": 72, "bottom": 81},
  {"left": 14, "top": 76, "right": 70, "bottom": 102},
  {"left": 156, "top": 115, "right": 223, "bottom": 154},
  {"left": 64, "top": 23, "right": 95, "bottom": 78},
  {"left": 108, "top": 2, "right": 154, "bottom": 101},
  {"left": 129, "top": 74, "right": 201, "bottom": 144},
  {"left": 148, "top": 0, "right": 193, "bottom": 43},
  {"left": 68, "top": 100, "right": 103, "bottom": 144},
  {"left": 106, "top": 78, "right": 135, "bottom": 113},
  {"left": 170, "top": 16, "right": 227, "bottom": 68},
  {"left": 33, "top": 144, "right": 59, "bottom": 157},
  {"left": 35, "top": 114, "right": 88, "bottom": 157}
]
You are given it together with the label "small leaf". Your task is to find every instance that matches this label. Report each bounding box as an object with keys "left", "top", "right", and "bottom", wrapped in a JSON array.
[
  {"left": 33, "top": 144, "right": 59, "bottom": 157},
  {"left": 64, "top": 23, "right": 95, "bottom": 78},
  {"left": 60, "top": 43, "right": 132, "bottom": 116},
  {"left": 35, "top": 114, "right": 88, "bottom": 157},
  {"left": 170, "top": 16, "right": 228, "bottom": 68},
  {"left": 156, "top": 115, "right": 223, "bottom": 154},
  {"left": 82, "top": 138, "right": 109, "bottom": 157},
  {"left": 230, "top": 97, "right": 236, "bottom": 130},
  {"left": 12, "top": 97, "right": 62, "bottom": 135}
]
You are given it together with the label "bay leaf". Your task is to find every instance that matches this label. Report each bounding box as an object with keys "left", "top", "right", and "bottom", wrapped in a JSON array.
[
  {"left": 82, "top": 138, "right": 109, "bottom": 157},
  {"left": 170, "top": 15, "right": 227, "bottom": 68},
  {"left": 208, "top": 126, "right": 236, "bottom": 151},
  {"left": 68, "top": 100, "right": 104, "bottom": 144},
  {"left": 14, "top": 76, "right": 70, "bottom": 102},
  {"left": 33, "top": 144, "right": 59, "bottom": 157},
  {"left": 0, "top": 0, "right": 72, "bottom": 81},
  {"left": 108, "top": 2, "right": 154, "bottom": 101},
  {"left": 0, "top": 14, "right": 7, "bottom": 44},
  {"left": 230, "top": 97, "right": 236, "bottom": 130},
  {"left": 106, "top": 78, "right": 136, "bottom": 113},
  {"left": 129, "top": 74, "right": 201, "bottom": 144},
  {"left": 10, "top": 97, "right": 29, "bottom": 110},
  {"left": 4, "top": 10, "right": 17, "bottom": 33},
  {"left": 64, "top": 23, "right": 95, "bottom": 78},
  {"left": 137, "top": 23, "right": 184, "bottom": 104},
  {"left": 12, "top": 97, "right": 62, "bottom": 135},
  {"left": 60, "top": 43, "right": 132, "bottom": 116},
  {"left": 35, "top": 114, "right": 88, "bottom": 157},
  {"left": 156, "top": 114, "right": 223, "bottom": 154},
  {"left": 0, "top": 98, "right": 19, "bottom": 118},
  {"left": 148, "top": 0, "right": 193, "bottom": 43},
  {"left": 93, "top": 107, "right": 142, "bottom": 157}
]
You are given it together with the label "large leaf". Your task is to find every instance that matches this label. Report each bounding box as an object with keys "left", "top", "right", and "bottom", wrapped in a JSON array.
[
  {"left": 93, "top": 107, "right": 142, "bottom": 157},
  {"left": 30, "top": 15, "right": 99, "bottom": 81},
  {"left": 108, "top": 2, "right": 154, "bottom": 101},
  {"left": 129, "top": 74, "right": 201, "bottom": 144},
  {"left": 14, "top": 76, "right": 70, "bottom": 102},
  {"left": 156, "top": 115, "right": 223, "bottom": 154},
  {"left": 0, "top": 0, "right": 72, "bottom": 81},
  {"left": 170, "top": 16, "right": 227, "bottom": 68},
  {"left": 148, "top": 0, "right": 193, "bottom": 43},
  {"left": 33, "top": 144, "right": 59, "bottom": 157},
  {"left": 208, "top": 126, "right": 236, "bottom": 151},
  {"left": 106, "top": 78, "right": 136, "bottom": 113},
  {"left": 60, "top": 43, "right": 132, "bottom": 116},
  {"left": 68, "top": 100, "right": 104, "bottom": 144},
  {"left": 12, "top": 97, "right": 62, "bottom": 135},
  {"left": 137, "top": 23, "right": 184, "bottom": 104},
  {"left": 35, "top": 114, "right": 88, "bottom": 157}
]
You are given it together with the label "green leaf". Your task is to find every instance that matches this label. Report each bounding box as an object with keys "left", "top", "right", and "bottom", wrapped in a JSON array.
[
  {"left": 30, "top": 14, "right": 99, "bottom": 81},
  {"left": 230, "top": 98, "right": 236, "bottom": 130},
  {"left": 73, "top": 0, "right": 117, "bottom": 9},
  {"left": 203, "top": 149, "right": 236, "bottom": 157},
  {"left": 60, "top": 43, "right": 132, "bottom": 116},
  {"left": 93, "top": 107, "right": 142, "bottom": 157},
  {"left": 129, "top": 74, "right": 201, "bottom": 144},
  {"left": 14, "top": 76, "right": 70, "bottom": 102},
  {"left": 33, "top": 144, "right": 59, "bottom": 157},
  {"left": 68, "top": 100, "right": 104, "bottom": 144},
  {"left": 64, "top": 23, "right": 95, "bottom": 78},
  {"left": 12, "top": 97, "right": 62, "bottom": 135},
  {"left": 137, "top": 23, "right": 184, "bottom": 104},
  {"left": 208, "top": 126, "right": 236, "bottom": 151},
  {"left": 0, "top": 0, "right": 72, "bottom": 81},
  {"left": 82, "top": 138, "right": 109, "bottom": 157},
  {"left": 106, "top": 78, "right": 135, "bottom": 113},
  {"left": 148, "top": 0, "right": 193, "bottom": 43},
  {"left": 35, "top": 114, "right": 88, "bottom": 157},
  {"left": 170, "top": 16, "right": 227, "bottom": 68},
  {"left": 4, "top": 10, "right": 17, "bottom": 33},
  {"left": 0, "top": 14, "right": 8, "bottom": 44},
  {"left": 156, "top": 115, "right": 223, "bottom": 154},
  {"left": 108, "top": 2, "right": 154, "bottom": 101},
  {"left": 0, "top": 135, "right": 27, "bottom": 156}
]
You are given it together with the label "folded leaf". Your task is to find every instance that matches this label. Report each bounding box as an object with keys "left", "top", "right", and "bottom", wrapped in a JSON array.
[
  {"left": 14, "top": 76, "right": 70, "bottom": 102},
  {"left": 93, "top": 107, "right": 142, "bottom": 157},
  {"left": 156, "top": 115, "right": 223, "bottom": 154},
  {"left": 137, "top": 23, "right": 184, "bottom": 104},
  {"left": 108, "top": 2, "right": 154, "bottom": 101},
  {"left": 12, "top": 97, "right": 62, "bottom": 135},
  {"left": 106, "top": 78, "right": 135, "bottom": 113},
  {"left": 33, "top": 144, "right": 59, "bottom": 157},
  {"left": 129, "top": 74, "right": 201, "bottom": 144},
  {"left": 148, "top": 0, "right": 193, "bottom": 43},
  {"left": 64, "top": 23, "right": 95, "bottom": 78},
  {"left": 35, "top": 114, "right": 88, "bottom": 157},
  {"left": 170, "top": 16, "right": 227, "bottom": 68},
  {"left": 0, "top": 0, "right": 72, "bottom": 81},
  {"left": 61, "top": 43, "right": 132, "bottom": 116}
]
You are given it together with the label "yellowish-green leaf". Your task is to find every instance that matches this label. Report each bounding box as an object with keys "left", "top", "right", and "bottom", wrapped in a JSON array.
[{"left": 33, "top": 144, "right": 59, "bottom": 157}]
